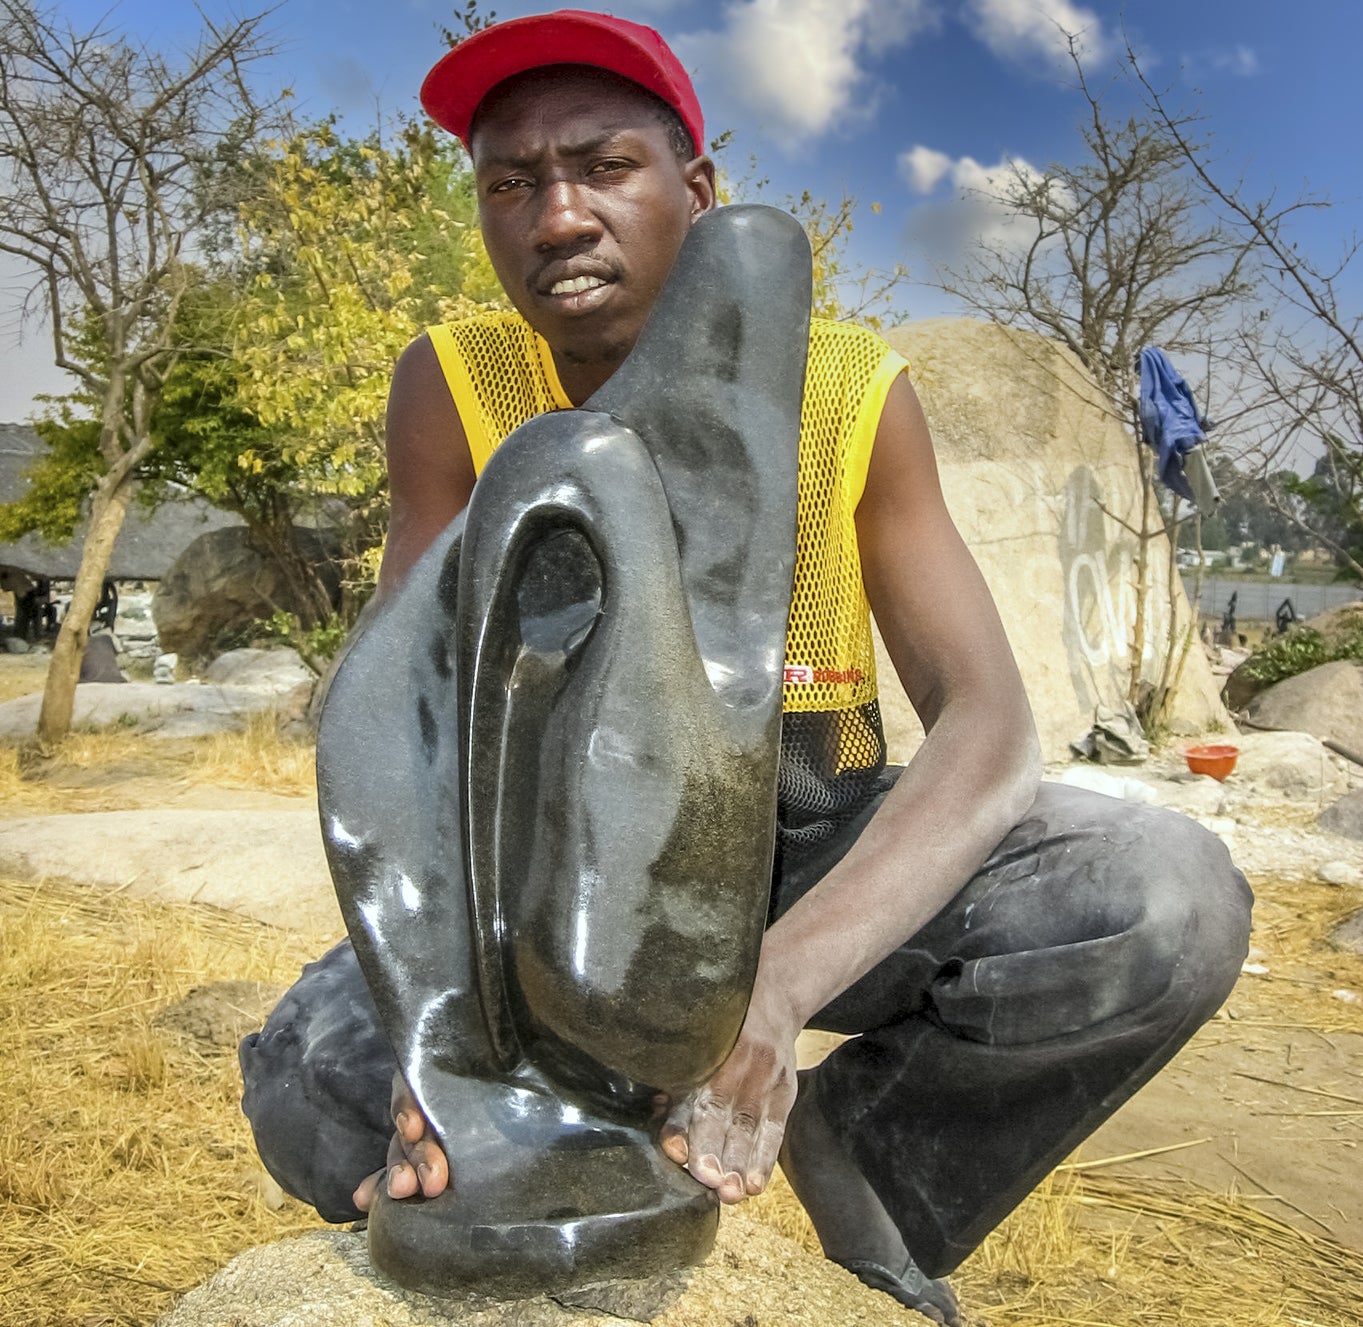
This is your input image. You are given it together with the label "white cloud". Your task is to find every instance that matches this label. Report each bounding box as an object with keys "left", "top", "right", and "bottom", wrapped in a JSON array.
[
  {"left": 1212, "top": 44, "right": 1259, "bottom": 76},
  {"left": 963, "top": 0, "right": 1111, "bottom": 72},
  {"left": 900, "top": 144, "right": 953, "bottom": 194},
  {"left": 672, "top": 0, "right": 939, "bottom": 146},
  {"left": 899, "top": 145, "right": 1051, "bottom": 262}
]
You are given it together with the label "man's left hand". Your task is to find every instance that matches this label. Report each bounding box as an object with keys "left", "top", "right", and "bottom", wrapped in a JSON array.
[{"left": 659, "top": 978, "right": 801, "bottom": 1203}]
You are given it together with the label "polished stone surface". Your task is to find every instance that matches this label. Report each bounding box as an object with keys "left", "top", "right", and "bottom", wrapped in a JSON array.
[{"left": 316, "top": 204, "right": 812, "bottom": 1297}]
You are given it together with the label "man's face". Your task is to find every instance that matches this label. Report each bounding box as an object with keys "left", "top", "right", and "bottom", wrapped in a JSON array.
[{"left": 470, "top": 67, "right": 715, "bottom": 386}]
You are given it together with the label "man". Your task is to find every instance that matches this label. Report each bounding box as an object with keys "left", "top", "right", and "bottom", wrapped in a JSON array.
[{"left": 241, "top": 13, "right": 1251, "bottom": 1323}]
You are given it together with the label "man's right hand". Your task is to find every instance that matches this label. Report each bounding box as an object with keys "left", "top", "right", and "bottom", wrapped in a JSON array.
[{"left": 353, "top": 1072, "right": 451, "bottom": 1212}]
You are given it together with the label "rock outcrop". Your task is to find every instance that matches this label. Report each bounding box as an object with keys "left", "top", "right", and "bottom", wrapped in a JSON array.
[
  {"left": 0, "top": 808, "right": 338, "bottom": 932},
  {"left": 155, "top": 1209, "right": 925, "bottom": 1327},
  {"left": 0, "top": 679, "right": 297, "bottom": 739},
  {"left": 152, "top": 527, "right": 338, "bottom": 660},
  {"left": 1245, "top": 659, "right": 1363, "bottom": 754},
  {"left": 1319, "top": 789, "right": 1363, "bottom": 842},
  {"left": 883, "top": 320, "right": 1228, "bottom": 760}
]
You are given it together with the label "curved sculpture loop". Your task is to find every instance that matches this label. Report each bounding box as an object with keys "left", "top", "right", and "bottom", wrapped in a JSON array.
[{"left": 316, "top": 205, "right": 813, "bottom": 1298}]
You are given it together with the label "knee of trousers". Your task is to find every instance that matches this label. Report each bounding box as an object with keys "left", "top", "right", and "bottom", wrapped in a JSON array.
[
  {"left": 238, "top": 941, "right": 397, "bottom": 1223},
  {"left": 1103, "top": 803, "right": 1253, "bottom": 1028}
]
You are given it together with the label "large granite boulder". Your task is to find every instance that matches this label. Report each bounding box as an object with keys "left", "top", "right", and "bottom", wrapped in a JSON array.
[
  {"left": 155, "top": 1210, "right": 924, "bottom": 1327},
  {"left": 153, "top": 527, "right": 338, "bottom": 661},
  {"left": 1245, "top": 659, "right": 1363, "bottom": 755},
  {"left": 884, "top": 320, "right": 1229, "bottom": 760}
]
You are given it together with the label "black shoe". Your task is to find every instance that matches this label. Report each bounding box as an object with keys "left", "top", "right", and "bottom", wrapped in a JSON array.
[{"left": 833, "top": 1254, "right": 961, "bottom": 1326}]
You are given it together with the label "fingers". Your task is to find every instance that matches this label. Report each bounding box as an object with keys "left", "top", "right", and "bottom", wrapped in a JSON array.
[
  {"left": 672, "top": 1072, "right": 796, "bottom": 1204},
  {"left": 391, "top": 1075, "right": 423, "bottom": 1142},
  {"left": 743, "top": 1117, "right": 788, "bottom": 1196}
]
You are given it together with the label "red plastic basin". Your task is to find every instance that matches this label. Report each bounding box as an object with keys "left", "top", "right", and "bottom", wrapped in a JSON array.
[{"left": 1184, "top": 743, "right": 1239, "bottom": 781}]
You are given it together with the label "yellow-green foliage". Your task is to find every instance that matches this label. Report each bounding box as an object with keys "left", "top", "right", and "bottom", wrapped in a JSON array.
[{"left": 228, "top": 123, "right": 503, "bottom": 508}]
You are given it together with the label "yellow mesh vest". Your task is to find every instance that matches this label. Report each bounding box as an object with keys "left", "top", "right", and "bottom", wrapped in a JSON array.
[{"left": 427, "top": 311, "right": 906, "bottom": 736}]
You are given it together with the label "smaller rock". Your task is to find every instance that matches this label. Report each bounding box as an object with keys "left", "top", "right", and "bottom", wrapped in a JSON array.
[
  {"left": 204, "top": 647, "right": 314, "bottom": 694},
  {"left": 1319, "top": 789, "right": 1363, "bottom": 841},
  {"left": 154, "top": 652, "right": 178, "bottom": 684},
  {"left": 1317, "top": 860, "right": 1362, "bottom": 888},
  {"left": 1232, "top": 730, "right": 1348, "bottom": 802},
  {"left": 4, "top": 635, "right": 30, "bottom": 654},
  {"left": 1245, "top": 659, "right": 1363, "bottom": 754},
  {"left": 1331, "top": 910, "right": 1363, "bottom": 955},
  {"left": 80, "top": 633, "right": 126, "bottom": 684}
]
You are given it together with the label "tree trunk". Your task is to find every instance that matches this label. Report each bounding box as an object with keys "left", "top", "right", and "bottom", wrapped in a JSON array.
[
  {"left": 36, "top": 469, "right": 138, "bottom": 744},
  {"left": 1127, "top": 440, "right": 1155, "bottom": 706}
]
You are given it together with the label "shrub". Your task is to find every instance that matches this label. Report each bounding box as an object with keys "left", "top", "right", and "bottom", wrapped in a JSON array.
[{"left": 1242, "top": 624, "right": 1363, "bottom": 686}]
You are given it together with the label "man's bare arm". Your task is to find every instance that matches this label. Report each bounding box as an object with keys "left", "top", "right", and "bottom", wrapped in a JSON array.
[
  {"left": 664, "top": 373, "right": 1042, "bottom": 1200},
  {"left": 378, "top": 333, "right": 477, "bottom": 599}
]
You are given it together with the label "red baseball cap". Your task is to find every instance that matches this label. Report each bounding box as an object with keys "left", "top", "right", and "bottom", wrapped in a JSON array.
[{"left": 420, "top": 9, "right": 704, "bottom": 156}]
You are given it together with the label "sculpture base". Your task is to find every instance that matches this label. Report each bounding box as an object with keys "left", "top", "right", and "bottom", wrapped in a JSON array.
[{"left": 367, "top": 1131, "right": 718, "bottom": 1300}]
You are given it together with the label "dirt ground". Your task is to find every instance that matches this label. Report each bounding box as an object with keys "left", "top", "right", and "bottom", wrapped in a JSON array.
[{"left": 4, "top": 654, "right": 1363, "bottom": 1323}]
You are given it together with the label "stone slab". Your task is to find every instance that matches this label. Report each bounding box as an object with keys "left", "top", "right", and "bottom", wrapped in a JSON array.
[
  {"left": 0, "top": 681, "right": 280, "bottom": 739},
  {"left": 0, "top": 807, "right": 340, "bottom": 934}
]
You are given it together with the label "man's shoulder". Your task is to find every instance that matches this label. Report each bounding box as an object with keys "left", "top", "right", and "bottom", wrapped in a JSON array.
[
  {"left": 809, "top": 315, "right": 889, "bottom": 346},
  {"left": 805, "top": 317, "right": 907, "bottom": 399},
  {"left": 807, "top": 317, "right": 900, "bottom": 368},
  {"left": 427, "top": 308, "right": 543, "bottom": 387},
  {"left": 437, "top": 306, "right": 529, "bottom": 343}
]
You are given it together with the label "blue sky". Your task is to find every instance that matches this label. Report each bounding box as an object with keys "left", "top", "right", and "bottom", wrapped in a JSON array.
[{"left": 2, "top": 0, "right": 1360, "bottom": 422}]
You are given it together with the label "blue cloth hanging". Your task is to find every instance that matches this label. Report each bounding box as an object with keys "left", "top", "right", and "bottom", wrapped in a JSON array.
[{"left": 1138, "top": 347, "right": 1205, "bottom": 502}]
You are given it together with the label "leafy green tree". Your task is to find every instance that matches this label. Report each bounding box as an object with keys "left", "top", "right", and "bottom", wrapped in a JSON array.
[
  {"left": 223, "top": 118, "right": 499, "bottom": 594},
  {"left": 23, "top": 115, "right": 496, "bottom": 657}
]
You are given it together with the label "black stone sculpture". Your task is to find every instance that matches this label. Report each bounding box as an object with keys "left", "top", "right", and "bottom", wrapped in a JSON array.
[{"left": 316, "top": 204, "right": 812, "bottom": 1298}]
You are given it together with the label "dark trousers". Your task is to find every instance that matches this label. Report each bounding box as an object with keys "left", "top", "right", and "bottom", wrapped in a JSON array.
[{"left": 239, "top": 781, "right": 1251, "bottom": 1275}]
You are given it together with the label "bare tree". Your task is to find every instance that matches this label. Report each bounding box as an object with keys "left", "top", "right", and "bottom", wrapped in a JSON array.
[
  {"left": 1134, "top": 54, "right": 1363, "bottom": 580},
  {"left": 927, "top": 39, "right": 1252, "bottom": 724},
  {"left": 0, "top": 0, "right": 279, "bottom": 741}
]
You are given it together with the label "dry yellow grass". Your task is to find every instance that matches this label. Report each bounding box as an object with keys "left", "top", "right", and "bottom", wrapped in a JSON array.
[
  {"left": 0, "top": 875, "right": 326, "bottom": 1327},
  {"left": 183, "top": 710, "right": 316, "bottom": 795},
  {"left": 5, "top": 868, "right": 1361, "bottom": 1326},
  {"left": 0, "top": 712, "right": 316, "bottom": 814},
  {"left": 751, "top": 1159, "right": 1363, "bottom": 1325},
  {"left": 3, "top": 712, "right": 1362, "bottom": 1324},
  {"left": 0, "top": 652, "right": 48, "bottom": 705}
]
